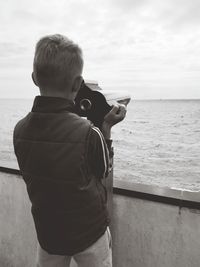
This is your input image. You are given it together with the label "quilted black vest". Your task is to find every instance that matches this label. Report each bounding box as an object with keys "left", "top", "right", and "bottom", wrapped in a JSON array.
[{"left": 13, "top": 96, "right": 109, "bottom": 255}]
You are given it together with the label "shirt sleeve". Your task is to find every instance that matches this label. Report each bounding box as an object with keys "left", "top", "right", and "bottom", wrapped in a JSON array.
[{"left": 87, "top": 126, "right": 113, "bottom": 179}]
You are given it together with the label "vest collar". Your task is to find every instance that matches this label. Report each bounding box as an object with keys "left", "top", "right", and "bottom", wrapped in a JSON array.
[{"left": 32, "top": 96, "right": 75, "bottom": 113}]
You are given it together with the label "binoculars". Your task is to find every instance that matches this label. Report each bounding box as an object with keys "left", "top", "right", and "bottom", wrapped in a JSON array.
[{"left": 74, "top": 80, "right": 131, "bottom": 128}]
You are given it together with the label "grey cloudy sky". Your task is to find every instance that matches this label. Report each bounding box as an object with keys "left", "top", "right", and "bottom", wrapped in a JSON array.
[{"left": 0, "top": 0, "right": 200, "bottom": 99}]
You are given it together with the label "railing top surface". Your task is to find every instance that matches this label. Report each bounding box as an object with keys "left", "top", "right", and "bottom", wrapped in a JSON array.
[{"left": 114, "top": 179, "right": 200, "bottom": 205}]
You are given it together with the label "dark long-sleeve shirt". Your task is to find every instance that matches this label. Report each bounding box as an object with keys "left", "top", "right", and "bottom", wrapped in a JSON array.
[{"left": 87, "top": 126, "right": 113, "bottom": 179}]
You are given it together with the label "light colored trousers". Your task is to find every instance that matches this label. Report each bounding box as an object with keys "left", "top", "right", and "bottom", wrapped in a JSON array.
[{"left": 36, "top": 227, "right": 112, "bottom": 267}]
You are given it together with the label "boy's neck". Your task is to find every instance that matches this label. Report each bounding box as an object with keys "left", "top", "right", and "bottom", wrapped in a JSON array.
[{"left": 39, "top": 89, "right": 74, "bottom": 101}]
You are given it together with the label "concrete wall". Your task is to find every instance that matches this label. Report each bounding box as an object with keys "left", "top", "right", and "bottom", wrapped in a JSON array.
[
  {"left": 0, "top": 172, "right": 37, "bottom": 267},
  {"left": 112, "top": 194, "right": 200, "bottom": 267},
  {"left": 1, "top": 171, "right": 200, "bottom": 267}
]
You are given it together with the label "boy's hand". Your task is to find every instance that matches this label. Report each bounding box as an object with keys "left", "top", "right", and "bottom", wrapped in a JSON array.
[
  {"left": 101, "top": 104, "right": 127, "bottom": 139},
  {"left": 104, "top": 104, "right": 127, "bottom": 126}
]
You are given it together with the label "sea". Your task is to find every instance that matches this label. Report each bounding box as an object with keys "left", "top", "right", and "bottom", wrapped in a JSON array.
[{"left": 0, "top": 99, "right": 200, "bottom": 191}]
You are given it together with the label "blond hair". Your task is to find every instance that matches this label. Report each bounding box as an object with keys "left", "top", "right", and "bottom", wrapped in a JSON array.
[{"left": 33, "top": 34, "right": 83, "bottom": 90}]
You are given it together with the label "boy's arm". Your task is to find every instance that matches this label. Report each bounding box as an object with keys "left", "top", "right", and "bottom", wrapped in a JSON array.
[
  {"left": 87, "top": 126, "right": 113, "bottom": 179},
  {"left": 87, "top": 103, "right": 126, "bottom": 179}
]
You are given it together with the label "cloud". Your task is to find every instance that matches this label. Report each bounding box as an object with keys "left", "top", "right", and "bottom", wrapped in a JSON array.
[
  {"left": 144, "top": 0, "right": 200, "bottom": 34},
  {"left": 0, "top": 0, "right": 200, "bottom": 98},
  {"left": 109, "top": 0, "right": 148, "bottom": 12},
  {"left": 0, "top": 42, "right": 28, "bottom": 58}
]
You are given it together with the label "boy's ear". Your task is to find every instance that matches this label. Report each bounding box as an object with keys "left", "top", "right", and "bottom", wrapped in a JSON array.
[
  {"left": 32, "top": 72, "right": 38, "bottom": 87},
  {"left": 72, "top": 76, "right": 83, "bottom": 94}
]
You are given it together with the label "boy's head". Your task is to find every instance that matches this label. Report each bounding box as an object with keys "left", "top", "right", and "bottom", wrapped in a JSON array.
[{"left": 32, "top": 34, "right": 83, "bottom": 99}]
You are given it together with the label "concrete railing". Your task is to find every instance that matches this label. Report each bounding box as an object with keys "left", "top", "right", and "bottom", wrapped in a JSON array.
[
  {"left": 0, "top": 170, "right": 36, "bottom": 267},
  {"left": 112, "top": 180, "right": 200, "bottom": 267},
  {"left": 0, "top": 166, "right": 200, "bottom": 267}
]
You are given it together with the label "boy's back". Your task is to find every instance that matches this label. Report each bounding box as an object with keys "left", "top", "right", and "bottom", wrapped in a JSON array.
[{"left": 14, "top": 96, "right": 109, "bottom": 255}]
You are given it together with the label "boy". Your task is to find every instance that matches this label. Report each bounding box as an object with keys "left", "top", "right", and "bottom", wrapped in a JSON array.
[{"left": 13, "top": 34, "right": 126, "bottom": 267}]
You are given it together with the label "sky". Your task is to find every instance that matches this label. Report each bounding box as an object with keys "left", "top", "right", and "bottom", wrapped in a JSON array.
[{"left": 0, "top": 0, "right": 200, "bottom": 99}]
